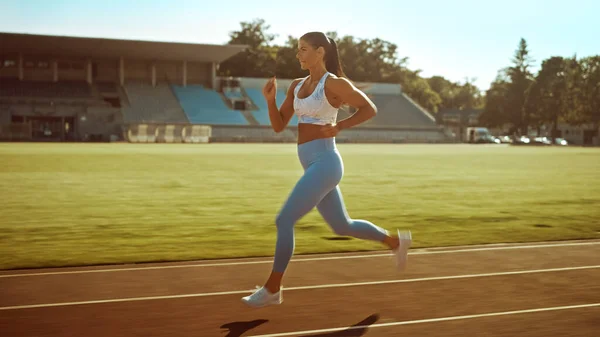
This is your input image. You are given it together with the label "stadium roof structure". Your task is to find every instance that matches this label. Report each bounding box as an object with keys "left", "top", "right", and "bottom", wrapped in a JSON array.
[{"left": 0, "top": 32, "right": 248, "bottom": 63}]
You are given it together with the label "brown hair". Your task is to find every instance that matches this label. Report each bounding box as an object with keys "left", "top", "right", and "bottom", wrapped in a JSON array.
[{"left": 300, "top": 32, "right": 346, "bottom": 78}]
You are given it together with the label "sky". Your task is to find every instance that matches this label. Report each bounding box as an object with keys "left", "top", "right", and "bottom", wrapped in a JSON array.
[{"left": 1, "top": 0, "right": 598, "bottom": 90}]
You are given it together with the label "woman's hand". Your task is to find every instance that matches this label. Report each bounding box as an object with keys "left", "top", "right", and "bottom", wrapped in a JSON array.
[
  {"left": 320, "top": 124, "right": 340, "bottom": 137},
  {"left": 262, "top": 76, "right": 277, "bottom": 102}
]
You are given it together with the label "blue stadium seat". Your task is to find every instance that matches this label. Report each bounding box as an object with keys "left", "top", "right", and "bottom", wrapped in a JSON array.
[
  {"left": 222, "top": 88, "right": 244, "bottom": 101},
  {"left": 171, "top": 85, "right": 249, "bottom": 125}
]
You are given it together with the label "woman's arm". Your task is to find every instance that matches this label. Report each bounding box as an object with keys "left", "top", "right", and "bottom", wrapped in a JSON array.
[
  {"left": 327, "top": 77, "right": 377, "bottom": 132},
  {"left": 264, "top": 77, "right": 301, "bottom": 133}
]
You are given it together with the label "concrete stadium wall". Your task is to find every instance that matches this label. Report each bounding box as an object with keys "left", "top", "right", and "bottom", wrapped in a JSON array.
[
  {"left": 206, "top": 125, "right": 447, "bottom": 143},
  {"left": 0, "top": 126, "right": 445, "bottom": 144},
  {"left": 154, "top": 61, "right": 179, "bottom": 82},
  {"left": 1, "top": 103, "right": 86, "bottom": 117},
  {"left": 121, "top": 60, "right": 210, "bottom": 86},
  {"left": 0, "top": 57, "right": 89, "bottom": 82},
  {"left": 122, "top": 60, "right": 152, "bottom": 81},
  {"left": 209, "top": 125, "right": 296, "bottom": 142},
  {"left": 337, "top": 127, "right": 446, "bottom": 143},
  {"left": 78, "top": 106, "right": 123, "bottom": 141},
  {"left": 0, "top": 102, "right": 123, "bottom": 141},
  {"left": 94, "top": 59, "right": 119, "bottom": 82},
  {"left": 55, "top": 59, "right": 87, "bottom": 81},
  {"left": 21, "top": 61, "right": 54, "bottom": 82},
  {"left": 0, "top": 57, "right": 211, "bottom": 87},
  {"left": 0, "top": 61, "right": 19, "bottom": 78},
  {"left": 0, "top": 105, "right": 10, "bottom": 125},
  {"left": 186, "top": 63, "right": 211, "bottom": 86}
]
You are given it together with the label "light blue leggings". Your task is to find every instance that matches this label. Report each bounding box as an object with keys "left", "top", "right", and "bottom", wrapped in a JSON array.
[{"left": 272, "top": 137, "right": 389, "bottom": 273}]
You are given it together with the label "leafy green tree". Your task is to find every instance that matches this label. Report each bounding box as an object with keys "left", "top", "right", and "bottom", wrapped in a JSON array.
[
  {"left": 480, "top": 71, "right": 511, "bottom": 129},
  {"left": 218, "top": 19, "right": 276, "bottom": 77},
  {"left": 506, "top": 38, "right": 535, "bottom": 135}
]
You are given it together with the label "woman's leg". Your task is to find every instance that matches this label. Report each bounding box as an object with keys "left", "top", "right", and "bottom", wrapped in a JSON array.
[
  {"left": 316, "top": 185, "right": 412, "bottom": 270},
  {"left": 264, "top": 158, "right": 342, "bottom": 291},
  {"left": 242, "top": 140, "right": 345, "bottom": 307},
  {"left": 241, "top": 157, "right": 341, "bottom": 307},
  {"left": 316, "top": 185, "right": 398, "bottom": 248}
]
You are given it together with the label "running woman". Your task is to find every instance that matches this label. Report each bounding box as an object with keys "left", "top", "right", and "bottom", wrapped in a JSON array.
[{"left": 242, "top": 32, "right": 412, "bottom": 308}]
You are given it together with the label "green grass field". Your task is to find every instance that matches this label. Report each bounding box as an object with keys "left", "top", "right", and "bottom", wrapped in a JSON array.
[{"left": 1, "top": 142, "right": 599, "bottom": 270}]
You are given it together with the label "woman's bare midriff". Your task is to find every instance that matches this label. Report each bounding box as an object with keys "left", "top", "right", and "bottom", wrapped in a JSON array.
[{"left": 297, "top": 123, "right": 334, "bottom": 145}]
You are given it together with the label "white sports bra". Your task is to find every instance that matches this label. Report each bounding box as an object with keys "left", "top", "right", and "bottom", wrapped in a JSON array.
[{"left": 293, "top": 72, "right": 338, "bottom": 125}]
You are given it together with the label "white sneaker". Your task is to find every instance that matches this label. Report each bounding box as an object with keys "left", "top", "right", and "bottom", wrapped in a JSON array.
[
  {"left": 241, "top": 286, "right": 283, "bottom": 308},
  {"left": 393, "top": 229, "right": 412, "bottom": 271}
]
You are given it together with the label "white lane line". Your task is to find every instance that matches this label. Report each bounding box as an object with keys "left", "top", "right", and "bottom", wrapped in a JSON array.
[
  {"left": 1, "top": 265, "right": 598, "bottom": 311},
  {"left": 246, "top": 303, "right": 600, "bottom": 337},
  {"left": 2, "top": 241, "right": 599, "bottom": 278}
]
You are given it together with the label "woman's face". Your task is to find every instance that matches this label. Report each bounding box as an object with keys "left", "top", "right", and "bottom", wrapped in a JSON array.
[{"left": 297, "top": 38, "right": 324, "bottom": 70}]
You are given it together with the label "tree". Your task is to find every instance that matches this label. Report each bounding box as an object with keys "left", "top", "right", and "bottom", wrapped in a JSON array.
[
  {"left": 399, "top": 69, "right": 442, "bottom": 113},
  {"left": 580, "top": 56, "right": 600, "bottom": 128},
  {"left": 275, "top": 36, "right": 305, "bottom": 79},
  {"left": 332, "top": 34, "right": 408, "bottom": 83},
  {"left": 526, "top": 57, "right": 570, "bottom": 139},
  {"left": 217, "top": 18, "right": 491, "bottom": 116},
  {"left": 427, "top": 76, "right": 483, "bottom": 112},
  {"left": 454, "top": 78, "right": 484, "bottom": 110},
  {"left": 218, "top": 19, "right": 276, "bottom": 77},
  {"left": 479, "top": 71, "right": 511, "bottom": 129},
  {"left": 506, "top": 38, "right": 535, "bottom": 135},
  {"left": 480, "top": 38, "right": 535, "bottom": 134},
  {"left": 525, "top": 56, "right": 589, "bottom": 141},
  {"left": 427, "top": 76, "right": 458, "bottom": 110},
  {"left": 562, "top": 56, "right": 586, "bottom": 126}
]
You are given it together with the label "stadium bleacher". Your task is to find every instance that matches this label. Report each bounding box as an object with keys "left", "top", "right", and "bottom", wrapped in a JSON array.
[
  {"left": 222, "top": 87, "right": 244, "bottom": 101},
  {"left": 366, "top": 94, "right": 437, "bottom": 127},
  {"left": 95, "top": 82, "right": 118, "bottom": 94},
  {"left": 0, "top": 77, "right": 447, "bottom": 143},
  {"left": 0, "top": 33, "right": 453, "bottom": 143},
  {"left": 239, "top": 78, "right": 435, "bottom": 130},
  {"left": 122, "top": 80, "right": 188, "bottom": 123},
  {"left": 171, "top": 84, "right": 249, "bottom": 125}
]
